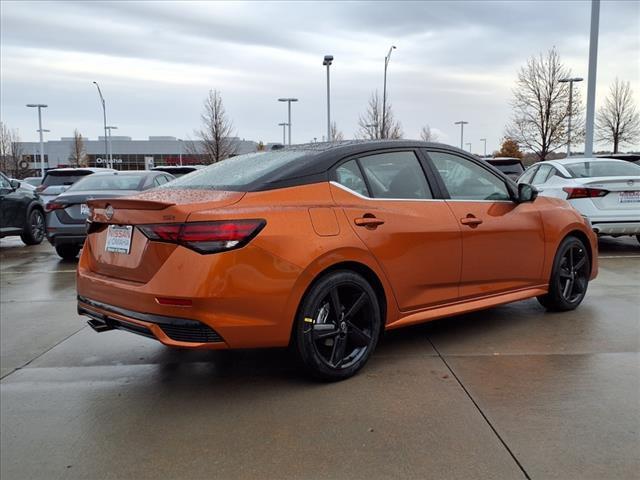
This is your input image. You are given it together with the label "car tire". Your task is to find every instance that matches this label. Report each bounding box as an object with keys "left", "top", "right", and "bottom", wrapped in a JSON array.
[
  {"left": 537, "top": 235, "right": 590, "bottom": 311},
  {"left": 20, "top": 208, "right": 45, "bottom": 245},
  {"left": 294, "top": 270, "right": 382, "bottom": 381},
  {"left": 55, "top": 244, "right": 80, "bottom": 260}
]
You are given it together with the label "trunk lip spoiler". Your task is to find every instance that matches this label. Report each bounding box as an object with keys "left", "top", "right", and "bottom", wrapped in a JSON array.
[{"left": 87, "top": 198, "right": 176, "bottom": 210}]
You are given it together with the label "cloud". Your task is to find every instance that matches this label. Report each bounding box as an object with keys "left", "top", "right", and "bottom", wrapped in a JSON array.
[{"left": 1, "top": 0, "right": 638, "bottom": 152}]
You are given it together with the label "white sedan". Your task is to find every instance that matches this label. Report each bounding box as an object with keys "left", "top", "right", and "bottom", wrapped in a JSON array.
[{"left": 518, "top": 158, "right": 640, "bottom": 242}]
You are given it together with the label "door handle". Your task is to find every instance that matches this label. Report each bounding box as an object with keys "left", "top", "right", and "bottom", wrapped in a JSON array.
[
  {"left": 460, "top": 215, "right": 483, "bottom": 227},
  {"left": 354, "top": 216, "right": 385, "bottom": 228}
]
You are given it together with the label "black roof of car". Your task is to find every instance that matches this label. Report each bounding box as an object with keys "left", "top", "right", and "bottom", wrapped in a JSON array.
[{"left": 255, "top": 140, "right": 464, "bottom": 189}]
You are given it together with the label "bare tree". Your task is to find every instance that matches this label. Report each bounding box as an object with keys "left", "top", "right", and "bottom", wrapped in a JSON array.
[
  {"left": 596, "top": 78, "right": 640, "bottom": 153},
  {"left": 0, "top": 122, "right": 23, "bottom": 177},
  {"left": 68, "top": 129, "right": 88, "bottom": 167},
  {"left": 506, "top": 47, "right": 582, "bottom": 160},
  {"left": 195, "top": 89, "right": 237, "bottom": 164},
  {"left": 330, "top": 121, "right": 344, "bottom": 142},
  {"left": 356, "top": 91, "right": 403, "bottom": 140},
  {"left": 419, "top": 125, "right": 439, "bottom": 142}
]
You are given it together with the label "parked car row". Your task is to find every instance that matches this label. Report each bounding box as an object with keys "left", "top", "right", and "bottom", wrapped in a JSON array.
[{"left": 1, "top": 167, "right": 175, "bottom": 258}]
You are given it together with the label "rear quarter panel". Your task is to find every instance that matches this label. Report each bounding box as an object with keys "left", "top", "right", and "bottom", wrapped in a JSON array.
[{"left": 198, "top": 183, "right": 400, "bottom": 331}]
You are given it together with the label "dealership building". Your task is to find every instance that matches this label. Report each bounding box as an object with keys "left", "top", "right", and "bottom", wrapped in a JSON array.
[{"left": 18, "top": 136, "right": 259, "bottom": 171}]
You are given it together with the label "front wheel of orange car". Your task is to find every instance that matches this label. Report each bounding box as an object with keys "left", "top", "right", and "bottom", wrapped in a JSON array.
[
  {"left": 295, "top": 270, "right": 381, "bottom": 381},
  {"left": 537, "top": 235, "right": 591, "bottom": 311}
]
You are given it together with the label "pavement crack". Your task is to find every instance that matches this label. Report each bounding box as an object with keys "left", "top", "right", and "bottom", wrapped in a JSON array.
[
  {"left": 0, "top": 326, "right": 87, "bottom": 381},
  {"left": 427, "top": 338, "right": 532, "bottom": 480}
]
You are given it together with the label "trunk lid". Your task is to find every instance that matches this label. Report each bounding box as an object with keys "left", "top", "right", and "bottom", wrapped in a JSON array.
[
  {"left": 85, "top": 189, "right": 245, "bottom": 283},
  {"left": 575, "top": 176, "right": 640, "bottom": 211}
]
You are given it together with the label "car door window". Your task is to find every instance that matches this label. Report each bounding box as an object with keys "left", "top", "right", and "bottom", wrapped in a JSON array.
[
  {"left": 359, "top": 151, "right": 432, "bottom": 199},
  {"left": 335, "top": 160, "right": 369, "bottom": 197},
  {"left": 428, "top": 151, "right": 510, "bottom": 201},
  {"left": 519, "top": 165, "right": 538, "bottom": 184},
  {"left": 0, "top": 174, "right": 11, "bottom": 190},
  {"left": 531, "top": 164, "right": 553, "bottom": 184},
  {"left": 153, "top": 175, "right": 168, "bottom": 187}
]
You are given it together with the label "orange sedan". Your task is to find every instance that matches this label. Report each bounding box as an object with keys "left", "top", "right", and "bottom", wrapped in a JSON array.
[{"left": 77, "top": 141, "right": 598, "bottom": 380}]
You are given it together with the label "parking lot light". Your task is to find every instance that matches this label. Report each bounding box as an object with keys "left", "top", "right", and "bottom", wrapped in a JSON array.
[
  {"left": 323, "top": 55, "right": 333, "bottom": 141},
  {"left": 278, "top": 122, "right": 288, "bottom": 146},
  {"left": 92, "top": 82, "right": 109, "bottom": 167},
  {"left": 278, "top": 98, "right": 298, "bottom": 146},
  {"left": 26, "top": 104, "right": 48, "bottom": 176},
  {"left": 480, "top": 138, "right": 487, "bottom": 157},
  {"left": 559, "top": 77, "right": 584, "bottom": 158},
  {"left": 454, "top": 120, "right": 468, "bottom": 149},
  {"left": 382, "top": 45, "right": 396, "bottom": 139}
]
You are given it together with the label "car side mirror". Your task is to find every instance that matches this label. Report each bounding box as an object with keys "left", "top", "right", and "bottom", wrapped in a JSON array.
[
  {"left": 518, "top": 183, "right": 538, "bottom": 203},
  {"left": 9, "top": 179, "right": 21, "bottom": 190}
]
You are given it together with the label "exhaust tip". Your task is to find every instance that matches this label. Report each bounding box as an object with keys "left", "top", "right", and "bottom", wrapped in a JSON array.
[{"left": 87, "top": 318, "right": 114, "bottom": 333}]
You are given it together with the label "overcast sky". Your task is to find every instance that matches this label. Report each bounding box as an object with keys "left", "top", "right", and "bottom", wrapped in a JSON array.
[{"left": 1, "top": 0, "right": 639, "bottom": 153}]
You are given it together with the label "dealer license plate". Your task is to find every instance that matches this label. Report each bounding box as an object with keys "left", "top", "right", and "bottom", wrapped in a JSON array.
[
  {"left": 619, "top": 191, "right": 640, "bottom": 203},
  {"left": 105, "top": 225, "right": 133, "bottom": 254}
]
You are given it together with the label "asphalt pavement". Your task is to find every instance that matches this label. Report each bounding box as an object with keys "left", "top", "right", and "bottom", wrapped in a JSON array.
[{"left": 1, "top": 236, "right": 639, "bottom": 480}]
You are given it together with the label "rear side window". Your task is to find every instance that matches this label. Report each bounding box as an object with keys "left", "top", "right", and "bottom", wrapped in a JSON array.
[
  {"left": 359, "top": 152, "right": 432, "bottom": 199},
  {"left": 429, "top": 151, "right": 510, "bottom": 201},
  {"left": 335, "top": 160, "right": 368, "bottom": 197}
]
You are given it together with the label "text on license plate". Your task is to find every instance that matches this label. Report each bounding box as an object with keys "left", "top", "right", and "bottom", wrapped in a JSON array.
[
  {"left": 105, "top": 225, "right": 133, "bottom": 254},
  {"left": 619, "top": 191, "right": 640, "bottom": 203}
]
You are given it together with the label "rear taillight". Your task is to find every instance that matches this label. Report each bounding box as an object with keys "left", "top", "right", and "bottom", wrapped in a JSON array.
[
  {"left": 46, "top": 201, "right": 65, "bottom": 212},
  {"left": 563, "top": 187, "right": 609, "bottom": 199},
  {"left": 138, "top": 219, "right": 265, "bottom": 254}
]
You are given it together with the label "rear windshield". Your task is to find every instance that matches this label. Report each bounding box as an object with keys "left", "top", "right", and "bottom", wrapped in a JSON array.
[
  {"left": 492, "top": 163, "right": 524, "bottom": 175},
  {"left": 162, "top": 151, "right": 310, "bottom": 190},
  {"left": 66, "top": 174, "right": 147, "bottom": 192},
  {"left": 564, "top": 161, "right": 640, "bottom": 178},
  {"left": 42, "top": 171, "right": 93, "bottom": 187}
]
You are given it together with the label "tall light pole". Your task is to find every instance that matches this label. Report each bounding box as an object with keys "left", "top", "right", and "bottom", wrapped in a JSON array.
[
  {"left": 480, "top": 138, "right": 487, "bottom": 157},
  {"left": 454, "top": 121, "right": 468, "bottom": 149},
  {"left": 278, "top": 123, "right": 288, "bottom": 145},
  {"left": 278, "top": 98, "right": 298, "bottom": 146},
  {"left": 26, "top": 104, "right": 48, "bottom": 176},
  {"left": 178, "top": 139, "right": 183, "bottom": 166},
  {"left": 92, "top": 81, "right": 108, "bottom": 165},
  {"left": 584, "top": 0, "right": 600, "bottom": 157},
  {"left": 559, "top": 77, "right": 584, "bottom": 157},
  {"left": 466, "top": 142, "right": 472, "bottom": 153},
  {"left": 381, "top": 45, "right": 396, "bottom": 139},
  {"left": 323, "top": 55, "right": 333, "bottom": 141},
  {"left": 106, "top": 125, "right": 117, "bottom": 169}
]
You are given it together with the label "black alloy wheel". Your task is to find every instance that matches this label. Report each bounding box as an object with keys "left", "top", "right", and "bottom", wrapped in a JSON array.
[
  {"left": 21, "top": 208, "right": 45, "bottom": 245},
  {"left": 295, "top": 271, "right": 381, "bottom": 381},
  {"left": 538, "top": 236, "right": 590, "bottom": 311}
]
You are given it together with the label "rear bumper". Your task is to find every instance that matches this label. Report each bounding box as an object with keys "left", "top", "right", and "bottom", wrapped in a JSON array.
[
  {"left": 46, "top": 213, "right": 86, "bottom": 246},
  {"left": 78, "top": 295, "right": 228, "bottom": 348},
  {"left": 591, "top": 221, "right": 640, "bottom": 235}
]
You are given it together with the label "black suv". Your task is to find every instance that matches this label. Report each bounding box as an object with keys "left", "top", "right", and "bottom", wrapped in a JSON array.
[{"left": 0, "top": 172, "right": 45, "bottom": 245}]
